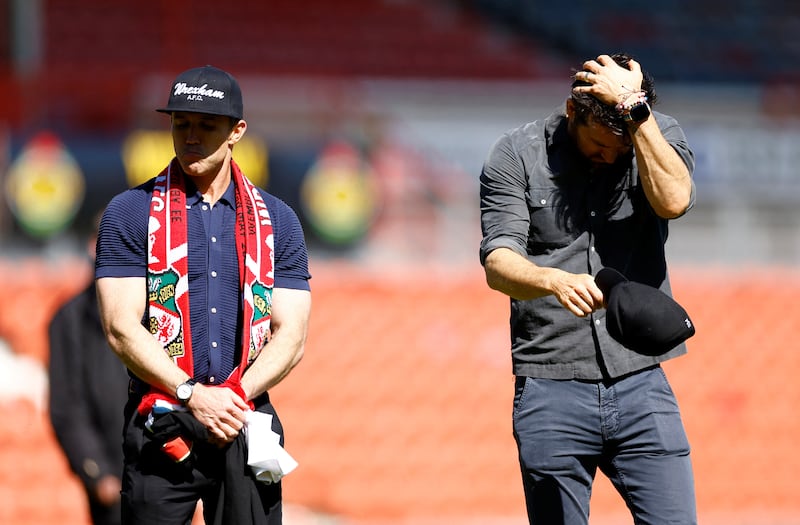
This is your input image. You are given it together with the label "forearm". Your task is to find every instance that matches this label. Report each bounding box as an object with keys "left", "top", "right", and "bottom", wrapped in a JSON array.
[
  {"left": 241, "top": 288, "right": 310, "bottom": 400},
  {"left": 484, "top": 247, "right": 603, "bottom": 317},
  {"left": 484, "top": 247, "right": 557, "bottom": 300},
  {"left": 96, "top": 277, "right": 189, "bottom": 396},
  {"left": 629, "top": 118, "right": 693, "bottom": 219},
  {"left": 107, "top": 326, "right": 188, "bottom": 395},
  {"left": 240, "top": 335, "right": 304, "bottom": 400},
  {"left": 572, "top": 54, "right": 692, "bottom": 219}
]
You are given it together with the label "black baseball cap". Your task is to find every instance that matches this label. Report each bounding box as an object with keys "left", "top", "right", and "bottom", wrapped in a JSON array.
[
  {"left": 157, "top": 65, "right": 243, "bottom": 120},
  {"left": 595, "top": 268, "right": 695, "bottom": 355}
]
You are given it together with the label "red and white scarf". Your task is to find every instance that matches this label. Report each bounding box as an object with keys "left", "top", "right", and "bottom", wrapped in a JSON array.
[{"left": 138, "top": 158, "right": 274, "bottom": 415}]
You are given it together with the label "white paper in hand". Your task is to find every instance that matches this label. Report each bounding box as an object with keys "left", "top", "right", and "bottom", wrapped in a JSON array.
[{"left": 245, "top": 411, "right": 299, "bottom": 483}]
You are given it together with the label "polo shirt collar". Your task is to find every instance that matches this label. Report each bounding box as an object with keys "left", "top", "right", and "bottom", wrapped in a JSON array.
[{"left": 183, "top": 178, "right": 236, "bottom": 208}]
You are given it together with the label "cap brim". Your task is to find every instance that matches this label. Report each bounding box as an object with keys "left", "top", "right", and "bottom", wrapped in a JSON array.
[{"left": 155, "top": 107, "right": 238, "bottom": 118}]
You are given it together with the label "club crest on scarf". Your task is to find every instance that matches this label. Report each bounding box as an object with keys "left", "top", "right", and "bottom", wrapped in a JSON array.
[
  {"left": 248, "top": 281, "right": 272, "bottom": 363},
  {"left": 148, "top": 269, "right": 185, "bottom": 357}
]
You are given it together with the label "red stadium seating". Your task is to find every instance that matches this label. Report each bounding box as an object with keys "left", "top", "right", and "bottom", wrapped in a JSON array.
[{"left": 1, "top": 260, "right": 799, "bottom": 524}]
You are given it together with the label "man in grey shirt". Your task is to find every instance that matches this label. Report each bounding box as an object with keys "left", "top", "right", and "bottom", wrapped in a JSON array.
[{"left": 479, "top": 53, "right": 697, "bottom": 524}]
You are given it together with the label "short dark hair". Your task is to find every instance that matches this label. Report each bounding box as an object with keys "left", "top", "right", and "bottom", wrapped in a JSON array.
[{"left": 570, "top": 52, "right": 657, "bottom": 134}]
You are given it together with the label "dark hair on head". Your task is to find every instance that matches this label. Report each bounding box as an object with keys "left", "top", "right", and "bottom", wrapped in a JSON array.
[{"left": 570, "top": 52, "right": 657, "bottom": 134}]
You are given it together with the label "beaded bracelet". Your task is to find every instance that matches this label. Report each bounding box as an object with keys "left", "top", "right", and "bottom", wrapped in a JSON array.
[{"left": 616, "top": 91, "right": 648, "bottom": 115}]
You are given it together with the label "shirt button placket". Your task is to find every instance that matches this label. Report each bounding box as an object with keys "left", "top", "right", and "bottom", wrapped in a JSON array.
[{"left": 206, "top": 203, "right": 223, "bottom": 384}]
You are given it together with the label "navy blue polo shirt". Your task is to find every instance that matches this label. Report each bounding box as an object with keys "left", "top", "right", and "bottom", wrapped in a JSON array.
[{"left": 95, "top": 174, "right": 311, "bottom": 386}]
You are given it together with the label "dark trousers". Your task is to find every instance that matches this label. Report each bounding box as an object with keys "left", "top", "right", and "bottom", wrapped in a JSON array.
[
  {"left": 513, "top": 367, "right": 697, "bottom": 525},
  {"left": 120, "top": 397, "right": 283, "bottom": 525},
  {"left": 120, "top": 458, "right": 281, "bottom": 525}
]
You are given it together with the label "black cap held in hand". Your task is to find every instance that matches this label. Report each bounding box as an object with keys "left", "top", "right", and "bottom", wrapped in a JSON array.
[
  {"left": 157, "top": 65, "right": 243, "bottom": 120},
  {"left": 596, "top": 268, "right": 695, "bottom": 355}
]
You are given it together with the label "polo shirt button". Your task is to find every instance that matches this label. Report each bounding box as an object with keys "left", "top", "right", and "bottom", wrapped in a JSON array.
[
  {"left": 211, "top": 236, "right": 217, "bottom": 243},
  {"left": 212, "top": 341, "right": 218, "bottom": 348},
  {"left": 211, "top": 307, "right": 217, "bottom": 314},
  {"left": 209, "top": 376, "right": 216, "bottom": 383},
  {"left": 595, "top": 319, "right": 601, "bottom": 326},
  {"left": 211, "top": 271, "right": 217, "bottom": 278}
]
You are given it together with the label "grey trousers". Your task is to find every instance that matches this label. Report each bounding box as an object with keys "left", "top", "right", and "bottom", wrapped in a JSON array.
[{"left": 513, "top": 367, "right": 697, "bottom": 525}]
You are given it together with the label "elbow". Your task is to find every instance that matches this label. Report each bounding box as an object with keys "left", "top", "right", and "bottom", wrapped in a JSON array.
[
  {"left": 655, "top": 182, "right": 694, "bottom": 219},
  {"left": 288, "top": 326, "right": 308, "bottom": 369},
  {"left": 484, "top": 263, "right": 525, "bottom": 299},
  {"left": 656, "top": 205, "right": 686, "bottom": 220},
  {"left": 101, "top": 322, "right": 127, "bottom": 359},
  {"left": 482, "top": 250, "right": 504, "bottom": 291},
  {"left": 656, "top": 194, "right": 692, "bottom": 219},
  {"left": 485, "top": 270, "right": 504, "bottom": 292},
  {"left": 291, "top": 344, "right": 305, "bottom": 368}
]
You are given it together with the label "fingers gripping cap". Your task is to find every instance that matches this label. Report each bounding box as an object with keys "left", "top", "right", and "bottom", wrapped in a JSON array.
[
  {"left": 595, "top": 268, "right": 696, "bottom": 355},
  {"left": 157, "top": 65, "right": 243, "bottom": 120},
  {"left": 595, "top": 267, "right": 629, "bottom": 296}
]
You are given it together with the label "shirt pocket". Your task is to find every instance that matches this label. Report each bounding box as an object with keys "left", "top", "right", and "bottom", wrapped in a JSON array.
[{"left": 525, "top": 187, "right": 578, "bottom": 250}]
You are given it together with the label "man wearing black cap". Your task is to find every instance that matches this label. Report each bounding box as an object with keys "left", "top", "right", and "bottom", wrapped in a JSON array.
[
  {"left": 95, "top": 65, "right": 312, "bottom": 525},
  {"left": 479, "top": 53, "right": 698, "bottom": 524}
]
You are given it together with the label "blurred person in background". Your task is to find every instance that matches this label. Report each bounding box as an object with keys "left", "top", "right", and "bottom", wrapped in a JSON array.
[
  {"left": 49, "top": 209, "right": 128, "bottom": 525},
  {"left": 95, "top": 65, "right": 311, "bottom": 525},
  {"left": 479, "top": 53, "right": 697, "bottom": 524}
]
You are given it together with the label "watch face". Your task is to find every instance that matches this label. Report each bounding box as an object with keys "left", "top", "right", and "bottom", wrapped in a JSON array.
[
  {"left": 177, "top": 383, "right": 193, "bottom": 401},
  {"left": 629, "top": 102, "right": 651, "bottom": 123}
]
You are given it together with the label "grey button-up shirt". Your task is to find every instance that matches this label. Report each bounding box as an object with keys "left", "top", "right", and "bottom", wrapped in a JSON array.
[{"left": 479, "top": 108, "right": 695, "bottom": 380}]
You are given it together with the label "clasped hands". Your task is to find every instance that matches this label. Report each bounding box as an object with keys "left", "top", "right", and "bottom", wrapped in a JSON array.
[{"left": 185, "top": 381, "right": 251, "bottom": 446}]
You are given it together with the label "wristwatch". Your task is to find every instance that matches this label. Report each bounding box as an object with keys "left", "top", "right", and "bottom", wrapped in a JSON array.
[
  {"left": 624, "top": 101, "right": 651, "bottom": 124},
  {"left": 176, "top": 379, "right": 196, "bottom": 404}
]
